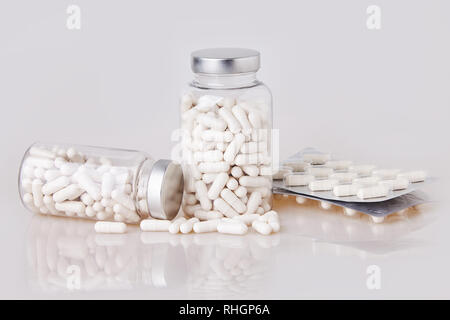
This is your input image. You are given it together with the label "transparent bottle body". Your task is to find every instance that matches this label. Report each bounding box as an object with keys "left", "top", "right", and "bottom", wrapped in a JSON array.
[
  {"left": 180, "top": 72, "right": 273, "bottom": 217},
  {"left": 18, "top": 142, "right": 154, "bottom": 223}
]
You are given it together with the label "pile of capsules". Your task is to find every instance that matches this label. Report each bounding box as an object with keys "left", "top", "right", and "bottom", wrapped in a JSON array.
[
  {"left": 277, "top": 153, "right": 426, "bottom": 199},
  {"left": 180, "top": 94, "right": 273, "bottom": 221},
  {"left": 20, "top": 146, "right": 144, "bottom": 224}
]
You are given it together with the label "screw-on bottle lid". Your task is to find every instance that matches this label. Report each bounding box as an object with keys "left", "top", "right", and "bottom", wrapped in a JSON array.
[
  {"left": 147, "top": 159, "right": 184, "bottom": 221},
  {"left": 191, "top": 48, "right": 260, "bottom": 74}
]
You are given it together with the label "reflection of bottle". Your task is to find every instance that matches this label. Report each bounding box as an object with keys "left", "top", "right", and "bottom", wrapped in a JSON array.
[{"left": 27, "top": 215, "right": 279, "bottom": 296}]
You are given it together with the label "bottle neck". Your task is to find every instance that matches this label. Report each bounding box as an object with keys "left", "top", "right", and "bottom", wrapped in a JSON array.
[{"left": 192, "top": 72, "right": 259, "bottom": 89}]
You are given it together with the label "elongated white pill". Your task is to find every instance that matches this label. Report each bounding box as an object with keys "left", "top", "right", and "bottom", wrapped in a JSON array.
[
  {"left": 252, "top": 220, "right": 272, "bottom": 235},
  {"left": 101, "top": 172, "right": 115, "bottom": 198},
  {"left": 26, "top": 157, "right": 54, "bottom": 169},
  {"left": 217, "top": 219, "right": 248, "bottom": 235},
  {"left": 202, "top": 173, "right": 218, "bottom": 184},
  {"left": 231, "top": 166, "right": 243, "bottom": 178},
  {"left": 246, "top": 191, "right": 262, "bottom": 214},
  {"left": 353, "top": 176, "right": 381, "bottom": 187},
  {"left": 333, "top": 184, "right": 359, "bottom": 197},
  {"left": 397, "top": 171, "right": 427, "bottom": 183},
  {"left": 240, "top": 141, "right": 267, "bottom": 154},
  {"left": 208, "top": 172, "right": 229, "bottom": 200},
  {"left": 198, "top": 161, "right": 230, "bottom": 173},
  {"left": 284, "top": 174, "right": 315, "bottom": 186},
  {"left": 302, "top": 153, "right": 331, "bottom": 165},
  {"left": 220, "top": 188, "right": 246, "bottom": 213},
  {"left": 44, "top": 169, "right": 62, "bottom": 182},
  {"left": 42, "top": 176, "right": 70, "bottom": 195},
  {"left": 248, "top": 111, "right": 262, "bottom": 129},
  {"left": 55, "top": 201, "right": 85, "bottom": 215},
  {"left": 218, "top": 107, "right": 241, "bottom": 133},
  {"left": 53, "top": 184, "right": 83, "bottom": 202},
  {"left": 305, "top": 167, "right": 334, "bottom": 178},
  {"left": 194, "top": 210, "right": 223, "bottom": 221},
  {"left": 348, "top": 164, "right": 376, "bottom": 177},
  {"left": 378, "top": 178, "right": 410, "bottom": 191},
  {"left": 194, "top": 150, "right": 223, "bottom": 162},
  {"left": 29, "top": 147, "right": 56, "bottom": 159},
  {"left": 232, "top": 105, "right": 252, "bottom": 134},
  {"left": 272, "top": 166, "right": 293, "bottom": 180},
  {"left": 329, "top": 172, "right": 358, "bottom": 184},
  {"left": 308, "top": 179, "right": 338, "bottom": 191},
  {"left": 357, "top": 186, "right": 389, "bottom": 199},
  {"left": 60, "top": 163, "right": 79, "bottom": 176},
  {"left": 213, "top": 198, "right": 238, "bottom": 218},
  {"left": 373, "top": 169, "right": 401, "bottom": 180},
  {"left": 258, "top": 210, "right": 278, "bottom": 222},
  {"left": 195, "top": 95, "right": 222, "bottom": 112},
  {"left": 95, "top": 221, "right": 127, "bottom": 234},
  {"left": 226, "top": 177, "right": 239, "bottom": 191},
  {"left": 201, "top": 130, "right": 233, "bottom": 142},
  {"left": 224, "top": 133, "right": 245, "bottom": 163},
  {"left": 198, "top": 113, "right": 227, "bottom": 131},
  {"left": 325, "top": 160, "right": 353, "bottom": 170},
  {"left": 193, "top": 219, "right": 219, "bottom": 233},
  {"left": 111, "top": 189, "right": 135, "bottom": 211},
  {"left": 242, "top": 165, "right": 259, "bottom": 177},
  {"left": 234, "top": 186, "right": 247, "bottom": 198},
  {"left": 283, "top": 161, "right": 310, "bottom": 172},
  {"left": 233, "top": 213, "right": 260, "bottom": 226},
  {"left": 140, "top": 219, "right": 171, "bottom": 232},
  {"left": 180, "top": 217, "right": 199, "bottom": 234},
  {"left": 267, "top": 216, "right": 280, "bottom": 233},
  {"left": 169, "top": 217, "right": 186, "bottom": 234},
  {"left": 113, "top": 204, "right": 140, "bottom": 223},
  {"left": 31, "top": 179, "right": 44, "bottom": 207},
  {"left": 74, "top": 172, "right": 101, "bottom": 201},
  {"left": 234, "top": 153, "right": 263, "bottom": 166},
  {"left": 239, "top": 176, "right": 270, "bottom": 187},
  {"left": 195, "top": 180, "right": 212, "bottom": 210}
]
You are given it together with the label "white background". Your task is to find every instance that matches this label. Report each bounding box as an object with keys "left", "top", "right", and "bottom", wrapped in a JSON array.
[{"left": 0, "top": 0, "right": 449, "bottom": 299}]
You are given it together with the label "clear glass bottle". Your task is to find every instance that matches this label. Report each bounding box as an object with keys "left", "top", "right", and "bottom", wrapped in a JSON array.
[
  {"left": 180, "top": 48, "right": 273, "bottom": 217},
  {"left": 19, "top": 142, "right": 184, "bottom": 223}
]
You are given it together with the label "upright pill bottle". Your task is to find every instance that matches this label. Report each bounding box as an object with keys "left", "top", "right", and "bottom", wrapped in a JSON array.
[
  {"left": 19, "top": 142, "right": 184, "bottom": 223},
  {"left": 180, "top": 48, "right": 273, "bottom": 217}
]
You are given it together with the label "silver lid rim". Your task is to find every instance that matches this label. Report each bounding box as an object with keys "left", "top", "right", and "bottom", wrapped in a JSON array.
[{"left": 191, "top": 48, "right": 260, "bottom": 74}]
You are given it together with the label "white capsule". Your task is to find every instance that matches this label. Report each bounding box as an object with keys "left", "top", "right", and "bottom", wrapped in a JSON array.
[
  {"left": 183, "top": 193, "right": 197, "bottom": 206},
  {"left": 233, "top": 213, "right": 259, "bottom": 226},
  {"left": 201, "top": 130, "right": 233, "bottom": 142},
  {"left": 67, "top": 147, "right": 84, "bottom": 162},
  {"left": 246, "top": 191, "right": 262, "bottom": 214},
  {"left": 180, "top": 217, "right": 199, "bottom": 234},
  {"left": 92, "top": 201, "right": 104, "bottom": 212},
  {"left": 208, "top": 172, "right": 229, "bottom": 200},
  {"left": 239, "top": 176, "right": 270, "bottom": 188},
  {"left": 55, "top": 201, "right": 85, "bottom": 215},
  {"left": 344, "top": 207, "right": 358, "bottom": 216},
  {"left": 371, "top": 215, "right": 385, "bottom": 224},
  {"left": 202, "top": 173, "right": 218, "bottom": 184},
  {"left": 357, "top": 186, "right": 389, "bottom": 199},
  {"left": 234, "top": 186, "right": 247, "bottom": 198},
  {"left": 195, "top": 95, "right": 222, "bottom": 112},
  {"left": 242, "top": 165, "right": 259, "bottom": 177},
  {"left": 259, "top": 166, "right": 272, "bottom": 176},
  {"left": 198, "top": 113, "right": 227, "bottom": 131},
  {"left": 218, "top": 96, "right": 236, "bottom": 108},
  {"left": 85, "top": 206, "right": 96, "bottom": 217},
  {"left": 272, "top": 166, "right": 293, "bottom": 180},
  {"left": 397, "top": 171, "right": 427, "bottom": 183},
  {"left": 348, "top": 164, "right": 376, "bottom": 177},
  {"left": 259, "top": 210, "right": 278, "bottom": 222},
  {"left": 21, "top": 165, "right": 35, "bottom": 178},
  {"left": 42, "top": 176, "right": 70, "bottom": 195},
  {"left": 372, "top": 169, "right": 401, "bottom": 180},
  {"left": 324, "top": 160, "right": 353, "bottom": 170},
  {"left": 305, "top": 167, "right": 333, "bottom": 178},
  {"left": 115, "top": 171, "right": 131, "bottom": 185},
  {"left": 234, "top": 153, "right": 263, "bottom": 166},
  {"left": 261, "top": 199, "right": 271, "bottom": 212},
  {"left": 240, "top": 141, "right": 267, "bottom": 154},
  {"left": 329, "top": 172, "right": 358, "bottom": 184},
  {"left": 111, "top": 189, "right": 135, "bottom": 211},
  {"left": 224, "top": 133, "right": 246, "bottom": 163},
  {"left": 180, "top": 93, "right": 194, "bottom": 111},
  {"left": 220, "top": 188, "right": 246, "bottom": 214},
  {"left": 231, "top": 166, "right": 243, "bottom": 178},
  {"left": 302, "top": 153, "right": 331, "bottom": 165},
  {"left": 43, "top": 195, "right": 59, "bottom": 215},
  {"left": 213, "top": 198, "right": 238, "bottom": 218},
  {"left": 232, "top": 105, "right": 252, "bottom": 134},
  {"left": 73, "top": 172, "right": 101, "bottom": 200},
  {"left": 34, "top": 167, "right": 45, "bottom": 179},
  {"left": 140, "top": 219, "right": 171, "bottom": 232},
  {"left": 268, "top": 216, "right": 281, "bottom": 233},
  {"left": 31, "top": 179, "right": 44, "bottom": 208},
  {"left": 44, "top": 169, "right": 61, "bottom": 182},
  {"left": 29, "top": 146, "right": 56, "bottom": 159},
  {"left": 241, "top": 195, "right": 249, "bottom": 204},
  {"left": 217, "top": 219, "right": 248, "bottom": 235},
  {"left": 194, "top": 150, "right": 223, "bottom": 162},
  {"left": 183, "top": 204, "right": 202, "bottom": 216},
  {"left": 308, "top": 179, "right": 338, "bottom": 192},
  {"left": 193, "top": 219, "right": 219, "bottom": 233},
  {"left": 94, "top": 221, "right": 127, "bottom": 234},
  {"left": 168, "top": 217, "right": 186, "bottom": 234},
  {"left": 195, "top": 180, "right": 212, "bottom": 210},
  {"left": 101, "top": 172, "right": 115, "bottom": 198},
  {"left": 194, "top": 210, "right": 223, "bottom": 221},
  {"left": 216, "top": 142, "right": 228, "bottom": 152},
  {"left": 294, "top": 196, "right": 305, "bottom": 204},
  {"left": 218, "top": 107, "right": 241, "bottom": 133},
  {"left": 60, "top": 163, "right": 79, "bottom": 176},
  {"left": 248, "top": 111, "right": 262, "bottom": 129},
  {"left": 252, "top": 220, "right": 272, "bottom": 235},
  {"left": 52, "top": 184, "right": 84, "bottom": 202},
  {"left": 198, "top": 161, "right": 230, "bottom": 173},
  {"left": 353, "top": 176, "right": 381, "bottom": 187},
  {"left": 226, "top": 177, "right": 239, "bottom": 191},
  {"left": 113, "top": 204, "right": 140, "bottom": 223},
  {"left": 284, "top": 173, "right": 315, "bottom": 186},
  {"left": 378, "top": 178, "right": 410, "bottom": 191},
  {"left": 25, "top": 156, "right": 54, "bottom": 169},
  {"left": 333, "top": 184, "right": 359, "bottom": 197},
  {"left": 283, "top": 161, "right": 310, "bottom": 172}
]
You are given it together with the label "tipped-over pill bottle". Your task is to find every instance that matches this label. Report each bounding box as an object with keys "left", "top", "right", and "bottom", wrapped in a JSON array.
[
  {"left": 180, "top": 48, "right": 273, "bottom": 217},
  {"left": 19, "top": 142, "right": 184, "bottom": 223}
]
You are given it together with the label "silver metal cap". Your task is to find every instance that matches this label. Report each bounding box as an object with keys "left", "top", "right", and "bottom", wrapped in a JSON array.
[
  {"left": 147, "top": 159, "right": 184, "bottom": 221},
  {"left": 191, "top": 48, "right": 260, "bottom": 74}
]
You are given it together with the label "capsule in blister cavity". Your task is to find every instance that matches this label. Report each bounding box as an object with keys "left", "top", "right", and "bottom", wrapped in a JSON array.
[{"left": 284, "top": 174, "right": 315, "bottom": 187}]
